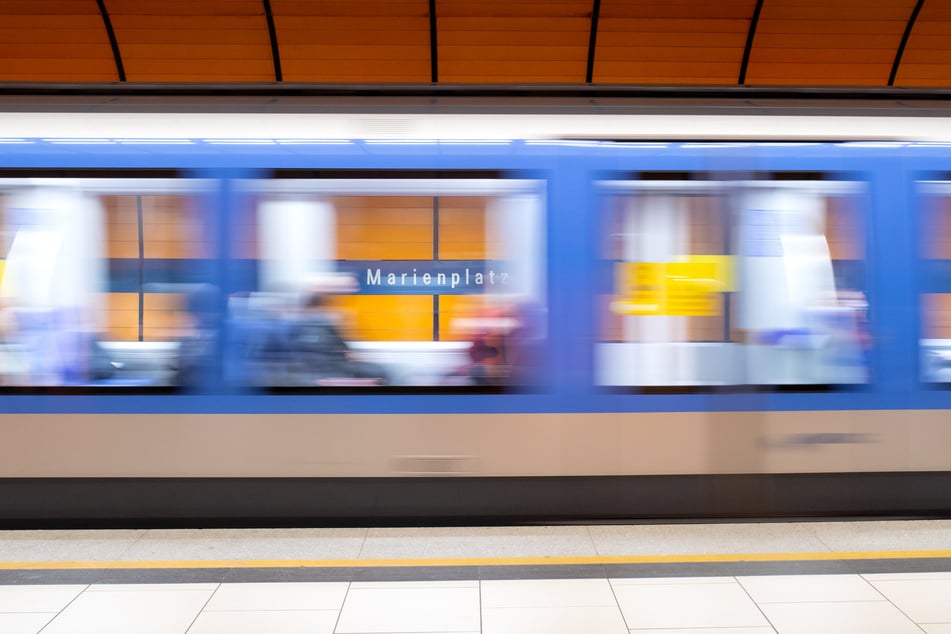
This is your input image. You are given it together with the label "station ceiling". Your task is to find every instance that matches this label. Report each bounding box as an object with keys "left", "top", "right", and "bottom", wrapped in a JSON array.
[{"left": 0, "top": 0, "right": 946, "bottom": 87}]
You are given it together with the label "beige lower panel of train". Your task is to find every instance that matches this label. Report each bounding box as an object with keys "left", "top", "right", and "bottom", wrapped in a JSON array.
[{"left": 0, "top": 410, "right": 947, "bottom": 478}]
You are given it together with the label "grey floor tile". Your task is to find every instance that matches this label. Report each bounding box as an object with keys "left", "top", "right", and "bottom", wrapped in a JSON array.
[
  {"left": 360, "top": 526, "right": 597, "bottom": 559},
  {"left": 813, "top": 520, "right": 951, "bottom": 553},
  {"left": 478, "top": 564, "right": 605, "bottom": 580},
  {"left": 588, "top": 522, "right": 830, "bottom": 557},
  {"left": 0, "top": 570, "right": 102, "bottom": 585},
  {"left": 0, "top": 530, "right": 143, "bottom": 562},
  {"left": 349, "top": 565, "right": 479, "bottom": 582},
  {"left": 119, "top": 527, "right": 367, "bottom": 561},
  {"left": 222, "top": 566, "right": 356, "bottom": 583},
  {"left": 849, "top": 558, "right": 951, "bottom": 575},
  {"left": 89, "top": 568, "right": 232, "bottom": 585},
  {"left": 603, "top": 559, "right": 854, "bottom": 579}
]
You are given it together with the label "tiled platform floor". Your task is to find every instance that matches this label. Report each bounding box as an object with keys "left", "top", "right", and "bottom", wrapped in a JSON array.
[
  {"left": 2, "top": 520, "right": 951, "bottom": 633},
  {"left": 4, "top": 573, "right": 951, "bottom": 633}
]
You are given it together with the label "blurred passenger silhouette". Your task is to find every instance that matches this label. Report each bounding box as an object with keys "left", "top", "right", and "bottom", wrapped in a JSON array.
[
  {"left": 289, "top": 291, "right": 388, "bottom": 386},
  {"left": 175, "top": 284, "right": 220, "bottom": 388},
  {"left": 445, "top": 297, "right": 543, "bottom": 387}
]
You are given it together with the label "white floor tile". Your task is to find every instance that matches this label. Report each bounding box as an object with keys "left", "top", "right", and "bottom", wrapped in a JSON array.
[
  {"left": 864, "top": 571, "right": 951, "bottom": 581},
  {"left": 610, "top": 576, "right": 736, "bottom": 586},
  {"left": 0, "top": 613, "right": 56, "bottom": 634},
  {"left": 760, "top": 600, "right": 922, "bottom": 634},
  {"left": 921, "top": 625, "right": 951, "bottom": 633},
  {"left": 482, "top": 606, "right": 628, "bottom": 634},
  {"left": 336, "top": 586, "right": 480, "bottom": 633},
  {"left": 87, "top": 583, "right": 218, "bottom": 592},
  {"left": 0, "top": 585, "right": 85, "bottom": 612},
  {"left": 737, "top": 574, "right": 883, "bottom": 603},
  {"left": 623, "top": 629, "right": 776, "bottom": 634},
  {"left": 204, "top": 582, "right": 348, "bottom": 611},
  {"left": 187, "top": 609, "right": 339, "bottom": 634},
  {"left": 40, "top": 587, "right": 214, "bottom": 634},
  {"left": 867, "top": 577, "right": 951, "bottom": 623},
  {"left": 481, "top": 579, "right": 617, "bottom": 608},
  {"left": 351, "top": 580, "right": 478, "bottom": 589},
  {"left": 613, "top": 580, "right": 768, "bottom": 629}
]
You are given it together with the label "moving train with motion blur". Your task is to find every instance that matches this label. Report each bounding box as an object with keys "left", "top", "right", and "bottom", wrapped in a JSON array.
[{"left": 3, "top": 91, "right": 951, "bottom": 526}]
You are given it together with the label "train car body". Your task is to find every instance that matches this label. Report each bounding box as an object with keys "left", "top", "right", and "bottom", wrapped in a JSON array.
[{"left": 1, "top": 104, "right": 951, "bottom": 525}]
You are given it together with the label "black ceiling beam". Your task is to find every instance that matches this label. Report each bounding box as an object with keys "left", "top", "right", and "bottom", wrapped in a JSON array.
[
  {"left": 429, "top": 0, "right": 439, "bottom": 83},
  {"left": 5, "top": 83, "right": 951, "bottom": 100},
  {"left": 889, "top": 0, "right": 926, "bottom": 86},
  {"left": 738, "top": 0, "right": 765, "bottom": 85},
  {"left": 95, "top": 0, "right": 126, "bottom": 82},
  {"left": 3, "top": 83, "right": 951, "bottom": 101},
  {"left": 585, "top": 0, "right": 602, "bottom": 83},
  {"left": 263, "top": 0, "right": 283, "bottom": 81}
]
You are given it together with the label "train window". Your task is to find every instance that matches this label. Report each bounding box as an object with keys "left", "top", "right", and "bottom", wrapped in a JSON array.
[
  {"left": 0, "top": 174, "right": 210, "bottom": 388},
  {"left": 919, "top": 180, "right": 951, "bottom": 383},
  {"left": 597, "top": 174, "right": 869, "bottom": 389},
  {"left": 230, "top": 175, "right": 546, "bottom": 390}
]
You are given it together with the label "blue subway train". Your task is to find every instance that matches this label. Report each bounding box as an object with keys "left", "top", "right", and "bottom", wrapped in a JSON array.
[{"left": 1, "top": 109, "right": 951, "bottom": 525}]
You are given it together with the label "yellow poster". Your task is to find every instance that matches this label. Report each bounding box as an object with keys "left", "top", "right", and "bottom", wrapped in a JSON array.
[
  {"left": 665, "top": 262, "right": 717, "bottom": 316},
  {"left": 614, "top": 262, "right": 665, "bottom": 315},
  {"left": 613, "top": 257, "right": 732, "bottom": 317}
]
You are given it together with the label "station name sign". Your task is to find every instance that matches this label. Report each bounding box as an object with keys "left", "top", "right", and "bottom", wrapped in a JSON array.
[{"left": 336, "top": 260, "right": 512, "bottom": 295}]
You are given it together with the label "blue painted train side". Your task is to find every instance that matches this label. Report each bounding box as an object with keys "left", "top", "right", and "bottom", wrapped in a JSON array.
[{"left": 0, "top": 140, "right": 943, "bottom": 414}]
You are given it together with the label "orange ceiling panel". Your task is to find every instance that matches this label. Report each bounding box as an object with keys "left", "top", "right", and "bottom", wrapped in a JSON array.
[
  {"left": 594, "top": 0, "right": 754, "bottom": 84},
  {"left": 893, "top": 3, "right": 951, "bottom": 87},
  {"left": 744, "top": 0, "right": 916, "bottom": 86},
  {"left": 438, "top": 0, "right": 590, "bottom": 82},
  {"left": 0, "top": 0, "right": 116, "bottom": 82},
  {"left": 273, "top": 0, "right": 430, "bottom": 82},
  {"left": 107, "top": 0, "right": 273, "bottom": 82},
  {"left": 0, "top": 0, "right": 949, "bottom": 89}
]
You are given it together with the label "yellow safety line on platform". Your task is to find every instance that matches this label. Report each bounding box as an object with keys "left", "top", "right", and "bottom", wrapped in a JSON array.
[{"left": 2, "top": 550, "right": 951, "bottom": 570}]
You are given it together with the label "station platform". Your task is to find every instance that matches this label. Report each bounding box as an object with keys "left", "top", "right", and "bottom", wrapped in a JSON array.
[{"left": 1, "top": 520, "right": 950, "bottom": 633}]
